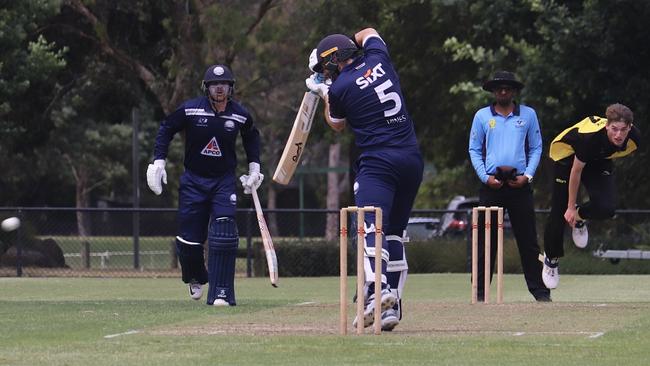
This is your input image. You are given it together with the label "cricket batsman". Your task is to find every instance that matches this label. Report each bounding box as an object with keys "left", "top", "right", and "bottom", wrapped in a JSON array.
[{"left": 306, "top": 28, "right": 424, "bottom": 331}]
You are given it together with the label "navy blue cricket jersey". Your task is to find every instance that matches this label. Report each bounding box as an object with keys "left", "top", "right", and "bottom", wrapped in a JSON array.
[
  {"left": 327, "top": 36, "right": 418, "bottom": 151},
  {"left": 153, "top": 96, "right": 260, "bottom": 178}
]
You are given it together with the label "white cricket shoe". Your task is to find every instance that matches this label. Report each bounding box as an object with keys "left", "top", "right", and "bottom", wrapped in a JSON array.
[
  {"left": 542, "top": 255, "right": 559, "bottom": 289},
  {"left": 212, "top": 299, "right": 230, "bottom": 307},
  {"left": 189, "top": 283, "right": 203, "bottom": 300},
  {"left": 352, "top": 288, "right": 397, "bottom": 328},
  {"left": 381, "top": 309, "right": 400, "bottom": 331},
  {"left": 572, "top": 220, "right": 588, "bottom": 248}
]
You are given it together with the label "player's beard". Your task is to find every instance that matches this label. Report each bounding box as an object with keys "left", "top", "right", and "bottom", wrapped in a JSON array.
[
  {"left": 496, "top": 95, "right": 512, "bottom": 108},
  {"left": 213, "top": 92, "right": 227, "bottom": 103},
  {"left": 208, "top": 84, "right": 229, "bottom": 110}
]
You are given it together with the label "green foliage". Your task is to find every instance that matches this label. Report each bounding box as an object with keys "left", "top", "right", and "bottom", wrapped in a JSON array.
[
  {"left": 2, "top": 0, "right": 650, "bottom": 212},
  {"left": 0, "top": 1, "right": 64, "bottom": 118},
  {"left": 437, "top": 0, "right": 650, "bottom": 205},
  {"left": 253, "top": 234, "right": 650, "bottom": 276},
  {"left": 46, "top": 60, "right": 140, "bottom": 207},
  {"left": 254, "top": 239, "right": 346, "bottom": 277},
  {"left": 0, "top": 0, "right": 66, "bottom": 205}
]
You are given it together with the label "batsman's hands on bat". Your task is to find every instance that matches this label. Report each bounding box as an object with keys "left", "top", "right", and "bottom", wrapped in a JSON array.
[
  {"left": 146, "top": 159, "right": 167, "bottom": 195},
  {"left": 239, "top": 162, "right": 264, "bottom": 194},
  {"left": 305, "top": 73, "right": 329, "bottom": 99}
]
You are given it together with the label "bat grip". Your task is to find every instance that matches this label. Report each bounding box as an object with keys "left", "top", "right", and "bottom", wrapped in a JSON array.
[{"left": 251, "top": 187, "right": 263, "bottom": 214}]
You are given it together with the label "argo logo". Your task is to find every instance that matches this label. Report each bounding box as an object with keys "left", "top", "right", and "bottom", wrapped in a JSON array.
[{"left": 356, "top": 63, "right": 386, "bottom": 90}]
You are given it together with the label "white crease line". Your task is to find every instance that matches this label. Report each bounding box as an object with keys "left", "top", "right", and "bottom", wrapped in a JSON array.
[
  {"left": 294, "top": 302, "right": 317, "bottom": 306},
  {"left": 517, "top": 331, "right": 606, "bottom": 338},
  {"left": 104, "top": 330, "right": 140, "bottom": 339}
]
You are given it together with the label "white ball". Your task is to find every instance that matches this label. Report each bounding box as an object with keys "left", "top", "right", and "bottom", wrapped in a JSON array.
[{"left": 1, "top": 217, "right": 21, "bottom": 232}]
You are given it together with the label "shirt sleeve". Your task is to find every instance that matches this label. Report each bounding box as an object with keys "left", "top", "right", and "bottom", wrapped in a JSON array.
[
  {"left": 153, "top": 106, "right": 186, "bottom": 160},
  {"left": 240, "top": 110, "right": 261, "bottom": 164},
  {"left": 363, "top": 35, "right": 389, "bottom": 58},
  {"left": 524, "top": 110, "right": 543, "bottom": 177},
  {"left": 573, "top": 135, "right": 590, "bottom": 162},
  {"left": 328, "top": 90, "right": 346, "bottom": 123},
  {"left": 468, "top": 112, "right": 489, "bottom": 183}
]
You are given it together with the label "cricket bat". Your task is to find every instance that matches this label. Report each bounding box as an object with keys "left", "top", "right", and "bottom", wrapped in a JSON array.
[
  {"left": 251, "top": 186, "right": 278, "bottom": 287},
  {"left": 272, "top": 92, "right": 320, "bottom": 185}
]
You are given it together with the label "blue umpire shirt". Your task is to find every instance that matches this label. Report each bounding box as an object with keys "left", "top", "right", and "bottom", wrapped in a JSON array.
[
  {"left": 468, "top": 103, "right": 542, "bottom": 184},
  {"left": 153, "top": 96, "right": 260, "bottom": 178}
]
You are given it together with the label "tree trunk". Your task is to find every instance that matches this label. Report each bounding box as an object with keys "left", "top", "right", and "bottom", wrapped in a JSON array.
[
  {"left": 267, "top": 184, "right": 278, "bottom": 236},
  {"left": 325, "top": 142, "right": 341, "bottom": 241}
]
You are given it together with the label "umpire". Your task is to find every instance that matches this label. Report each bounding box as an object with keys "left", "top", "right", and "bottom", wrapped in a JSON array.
[{"left": 468, "top": 71, "right": 550, "bottom": 302}]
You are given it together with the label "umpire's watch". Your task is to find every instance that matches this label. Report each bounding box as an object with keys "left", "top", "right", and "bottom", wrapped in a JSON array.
[{"left": 525, "top": 174, "right": 533, "bottom": 183}]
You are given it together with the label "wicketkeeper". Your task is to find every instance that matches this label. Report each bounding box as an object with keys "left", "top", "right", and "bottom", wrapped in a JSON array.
[{"left": 147, "top": 64, "right": 262, "bottom": 306}]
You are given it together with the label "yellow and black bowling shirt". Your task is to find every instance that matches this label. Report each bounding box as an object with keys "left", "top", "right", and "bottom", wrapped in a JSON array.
[{"left": 549, "top": 116, "right": 641, "bottom": 162}]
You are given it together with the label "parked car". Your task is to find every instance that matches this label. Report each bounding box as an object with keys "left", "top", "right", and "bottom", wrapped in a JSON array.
[
  {"left": 406, "top": 217, "right": 442, "bottom": 241},
  {"left": 440, "top": 195, "right": 511, "bottom": 236}
]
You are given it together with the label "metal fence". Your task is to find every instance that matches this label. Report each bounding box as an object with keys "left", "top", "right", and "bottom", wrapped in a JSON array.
[
  {"left": 1, "top": 207, "right": 649, "bottom": 277},
  {"left": 0, "top": 206, "right": 355, "bottom": 278}
]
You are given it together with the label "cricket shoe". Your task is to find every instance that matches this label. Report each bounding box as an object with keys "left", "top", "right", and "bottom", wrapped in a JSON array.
[
  {"left": 541, "top": 254, "right": 559, "bottom": 289},
  {"left": 380, "top": 309, "right": 400, "bottom": 331},
  {"left": 572, "top": 220, "right": 588, "bottom": 248},
  {"left": 189, "top": 282, "right": 203, "bottom": 300},
  {"left": 212, "top": 299, "right": 230, "bottom": 307},
  {"left": 352, "top": 289, "right": 397, "bottom": 328}
]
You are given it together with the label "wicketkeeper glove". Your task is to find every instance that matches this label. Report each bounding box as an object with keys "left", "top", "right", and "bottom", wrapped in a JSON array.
[
  {"left": 305, "top": 73, "right": 329, "bottom": 99},
  {"left": 146, "top": 159, "right": 167, "bottom": 195},
  {"left": 239, "top": 162, "right": 264, "bottom": 194}
]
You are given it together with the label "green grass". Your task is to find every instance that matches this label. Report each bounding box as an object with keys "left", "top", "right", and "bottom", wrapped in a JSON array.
[{"left": 1, "top": 274, "right": 650, "bottom": 365}]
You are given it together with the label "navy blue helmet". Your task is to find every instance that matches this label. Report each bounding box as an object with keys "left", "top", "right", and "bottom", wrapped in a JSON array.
[
  {"left": 202, "top": 64, "right": 235, "bottom": 99},
  {"left": 314, "top": 34, "right": 359, "bottom": 74}
]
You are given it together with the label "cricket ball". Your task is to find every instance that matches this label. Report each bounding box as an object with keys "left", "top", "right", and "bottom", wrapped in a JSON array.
[{"left": 1, "top": 217, "right": 21, "bottom": 232}]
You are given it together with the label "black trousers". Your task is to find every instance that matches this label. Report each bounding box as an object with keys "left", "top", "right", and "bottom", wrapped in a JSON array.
[
  {"left": 474, "top": 183, "right": 548, "bottom": 299},
  {"left": 543, "top": 158, "right": 616, "bottom": 258}
]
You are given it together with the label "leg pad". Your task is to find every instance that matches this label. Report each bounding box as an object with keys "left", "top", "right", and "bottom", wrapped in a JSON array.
[{"left": 206, "top": 217, "right": 238, "bottom": 306}]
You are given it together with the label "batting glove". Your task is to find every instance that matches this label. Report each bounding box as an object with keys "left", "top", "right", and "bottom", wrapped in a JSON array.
[
  {"left": 146, "top": 159, "right": 167, "bottom": 195},
  {"left": 239, "top": 162, "right": 264, "bottom": 194},
  {"left": 305, "top": 73, "right": 329, "bottom": 99}
]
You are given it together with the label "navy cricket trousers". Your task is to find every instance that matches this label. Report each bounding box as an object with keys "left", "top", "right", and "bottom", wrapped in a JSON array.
[{"left": 543, "top": 157, "right": 616, "bottom": 258}]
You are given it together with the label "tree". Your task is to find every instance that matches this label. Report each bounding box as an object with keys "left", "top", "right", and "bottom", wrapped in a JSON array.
[
  {"left": 47, "top": 60, "right": 138, "bottom": 235},
  {"left": 0, "top": 0, "right": 67, "bottom": 205},
  {"left": 49, "top": 0, "right": 337, "bottom": 236},
  {"left": 438, "top": 0, "right": 650, "bottom": 206}
]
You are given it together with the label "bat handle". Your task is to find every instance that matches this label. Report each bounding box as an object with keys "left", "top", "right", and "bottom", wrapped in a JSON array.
[{"left": 251, "top": 186, "right": 262, "bottom": 213}]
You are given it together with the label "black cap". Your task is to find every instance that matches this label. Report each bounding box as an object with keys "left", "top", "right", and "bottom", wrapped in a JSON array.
[{"left": 482, "top": 71, "right": 524, "bottom": 92}]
